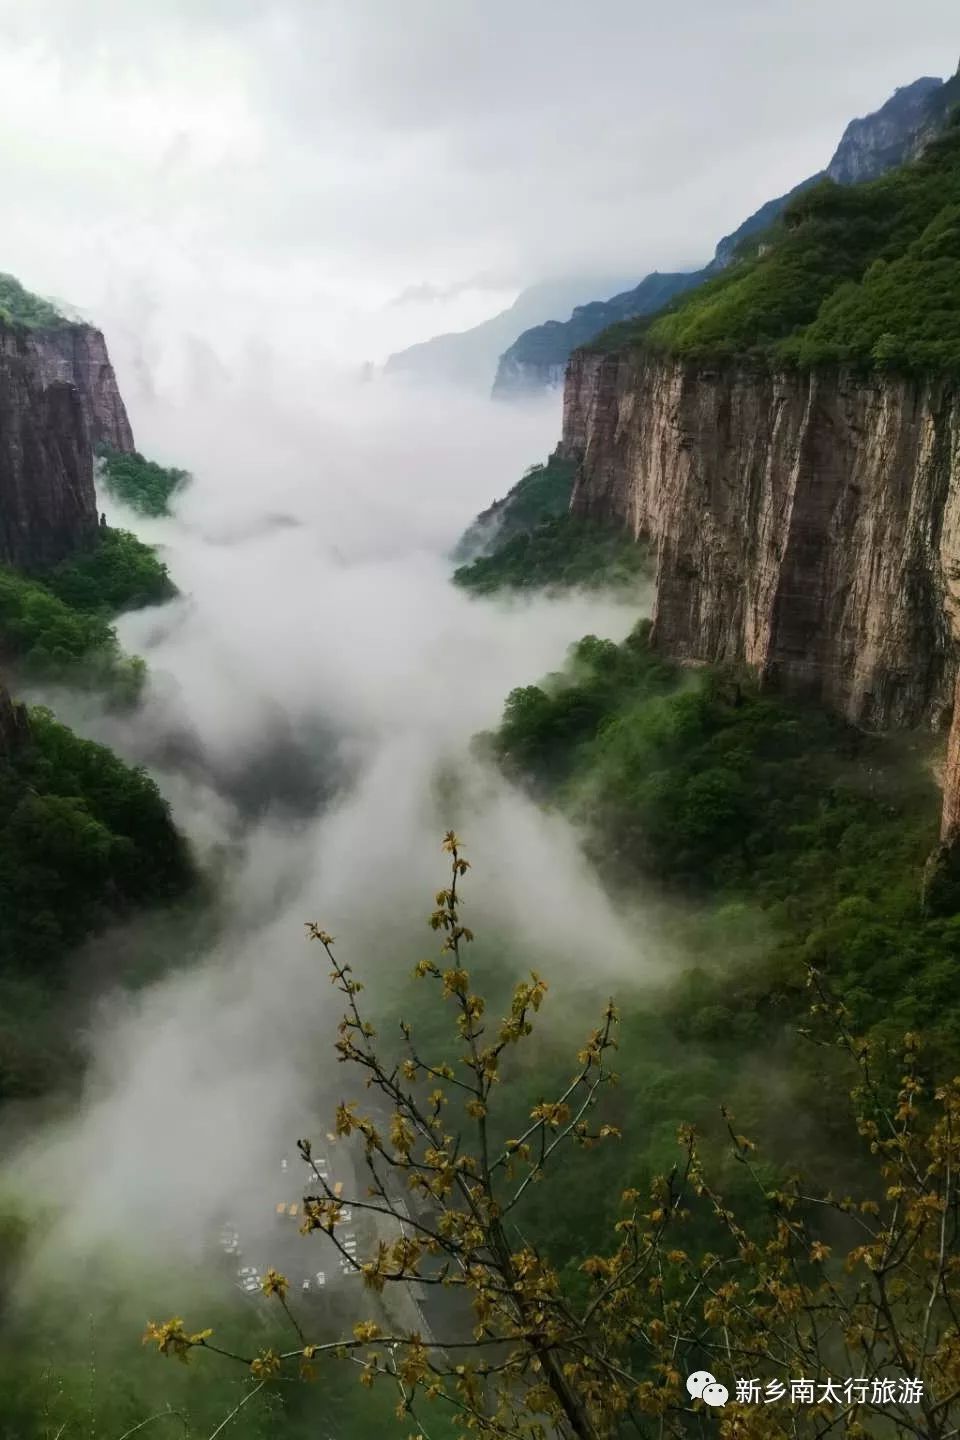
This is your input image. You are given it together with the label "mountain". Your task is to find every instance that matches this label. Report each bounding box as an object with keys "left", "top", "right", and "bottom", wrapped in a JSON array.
[
  {"left": 493, "top": 74, "right": 954, "bottom": 398},
  {"left": 825, "top": 75, "right": 945, "bottom": 183},
  {"left": 490, "top": 271, "right": 704, "bottom": 397},
  {"left": 0, "top": 274, "right": 134, "bottom": 569},
  {"left": 560, "top": 107, "right": 960, "bottom": 839},
  {"left": 382, "top": 274, "right": 638, "bottom": 391},
  {"left": 0, "top": 273, "right": 133, "bottom": 453},
  {"left": 0, "top": 321, "right": 97, "bottom": 569}
]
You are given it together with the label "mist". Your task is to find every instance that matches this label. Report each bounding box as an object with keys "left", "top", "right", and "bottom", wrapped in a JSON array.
[{"left": 7, "top": 365, "right": 658, "bottom": 1282}]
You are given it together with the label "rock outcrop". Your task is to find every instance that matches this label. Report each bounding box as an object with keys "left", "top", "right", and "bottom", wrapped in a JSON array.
[
  {"left": 825, "top": 76, "right": 945, "bottom": 185},
  {"left": 0, "top": 319, "right": 99, "bottom": 569},
  {"left": 0, "top": 683, "right": 28, "bottom": 755},
  {"left": 27, "top": 322, "right": 134, "bottom": 453},
  {"left": 562, "top": 350, "right": 960, "bottom": 836}
]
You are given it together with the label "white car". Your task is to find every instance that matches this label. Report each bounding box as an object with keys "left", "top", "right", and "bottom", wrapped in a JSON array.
[{"left": 315, "top": 1270, "right": 326, "bottom": 1287}]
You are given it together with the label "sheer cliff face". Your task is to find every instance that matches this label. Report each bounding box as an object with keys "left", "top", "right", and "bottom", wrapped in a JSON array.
[
  {"left": 27, "top": 322, "right": 134, "bottom": 454},
  {"left": 0, "top": 321, "right": 98, "bottom": 569},
  {"left": 563, "top": 350, "right": 960, "bottom": 834}
]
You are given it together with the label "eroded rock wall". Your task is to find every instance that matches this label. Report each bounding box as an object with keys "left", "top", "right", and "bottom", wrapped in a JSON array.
[
  {"left": 563, "top": 349, "right": 960, "bottom": 835},
  {"left": 0, "top": 320, "right": 98, "bottom": 569},
  {"left": 27, "top": 322, "right": 134, "bottom": 453}
]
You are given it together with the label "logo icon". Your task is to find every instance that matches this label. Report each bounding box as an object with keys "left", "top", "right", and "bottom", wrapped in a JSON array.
[{"left": 686, "top": 1371, "right": 729, "bottom": 1407}]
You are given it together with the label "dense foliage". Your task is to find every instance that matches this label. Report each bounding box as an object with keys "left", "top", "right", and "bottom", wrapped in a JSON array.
[
  {"left": 45, "top": 525, "right": 175, "bottom": 612},
  {"left": 412, "top": 624, "right": 958, "bottom": 1331},
  {"left": 0, "top": 706, "right": 193, "bottom": 1095},
  {"left": 0, "top": 565, "right": 144, "bottom": 702},
  {"left": 453, "top": 514, "right": 650, "bottom": 594},
  {"left": 99, "top": 446, "right": 191, "bottom": 517},
  {"left": 0, "top": 529, "right": 173, "bottom": 700},
  {"left": 0, "top": 272, "right": 63, "bottom": 329},
  {"left": 453, "top": 455, "right": 577, "bottom": 561},
  {"left": 453, "top": 455, "right": 648, "bottom": 596},
  {"left": 593, "top": 118, "right": 960, "bottom": 374},
  {"left": 489, "top": 622, "right": 960, "bottom": 1047}
]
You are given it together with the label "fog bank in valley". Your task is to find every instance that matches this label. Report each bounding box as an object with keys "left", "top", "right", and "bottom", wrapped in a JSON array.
[{"left": 8, "top": 367, "right": 657, "bottom": 1272}]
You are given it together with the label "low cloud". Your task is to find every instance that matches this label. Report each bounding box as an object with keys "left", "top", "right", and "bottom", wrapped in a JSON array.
[{"left": 9, "top": 371, "right": 657, "bottom": 1276}]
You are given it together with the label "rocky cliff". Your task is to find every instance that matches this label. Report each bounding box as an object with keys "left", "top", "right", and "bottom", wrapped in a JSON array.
[
  {"left": 0, "top": 319, "right": 99, "bottom": 569},
  {"left": 562, "top": 350, "right": 960, "bottom": 836},
  {"left": 27, "top": 322, "right": 134, "bottom": 453},
  {"left": 825, "top": 76, "right": 945, "bottom": 184}
]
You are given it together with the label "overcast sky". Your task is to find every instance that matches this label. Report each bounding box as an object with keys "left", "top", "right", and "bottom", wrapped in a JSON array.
[{"left": 0, "top": 1, "right": 956, "bottom": 375}]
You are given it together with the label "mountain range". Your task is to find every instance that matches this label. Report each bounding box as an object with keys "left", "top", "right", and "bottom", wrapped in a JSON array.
[
  {"left": 381, "top": 273, "right": 639, "bottom": 391},
  {"left": 386, "top": 72, "right": 960, "bottom": 399},
  {"left": 492, "top": 72, "right": 960, "bottom": 396}
]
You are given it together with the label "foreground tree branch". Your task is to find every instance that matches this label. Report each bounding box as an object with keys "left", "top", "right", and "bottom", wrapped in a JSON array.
[{"left": 147, "top": 836, "right": 960, "bottom": 1439}]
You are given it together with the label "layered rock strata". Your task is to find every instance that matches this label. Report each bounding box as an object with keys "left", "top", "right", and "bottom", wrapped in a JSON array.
[{"left": 562, "top": 349, "right": 960, "bottom": 836}]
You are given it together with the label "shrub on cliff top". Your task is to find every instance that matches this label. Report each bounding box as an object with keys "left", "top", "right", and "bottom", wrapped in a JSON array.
[{"left": 0, "top": 272, "right": 63, "bottom": 329}]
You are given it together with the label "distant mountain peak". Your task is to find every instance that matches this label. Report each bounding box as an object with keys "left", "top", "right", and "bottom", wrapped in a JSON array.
[{"left": 826, "top": 75, "right": 945, "bottom": 184}]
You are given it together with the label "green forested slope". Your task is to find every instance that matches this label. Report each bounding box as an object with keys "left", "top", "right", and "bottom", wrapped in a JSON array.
[
  {"left": 454, "top": 514, "right": 649, "bottom": 594},
  {"left": 0, "top": 528, "right": 174, "bottom": 700},
  {"left": 99, "top": 446, "right": 191, "bottom": 516},
  {"left": 0, "top": 706, "right": 194, "bottom": 1098},
  {"left": 453, "top": 453, "right": 647, "bottom": 594},
  {"left": 474, "top": 622, "right": 960, "bottom": 1277},
  {"left": 488, "top": 623, "right": 958, "bottom": 1047},
  {"left": 593, "top": 117, "right": 960, "bottom": 374}
]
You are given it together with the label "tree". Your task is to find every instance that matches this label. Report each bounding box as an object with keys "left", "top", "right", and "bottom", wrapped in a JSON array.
[{"left": 149, "top": 836, "right": 960, "bottom": 1439}]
